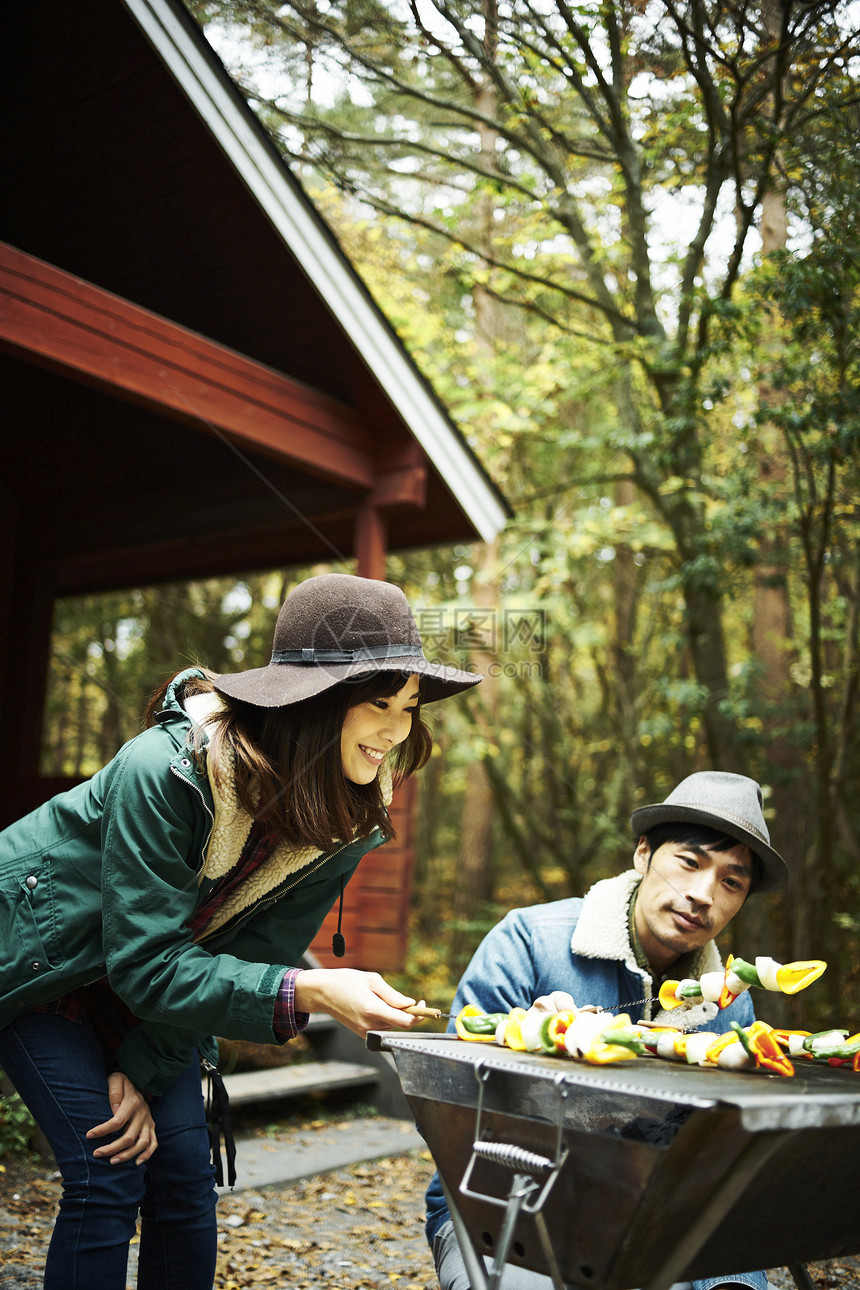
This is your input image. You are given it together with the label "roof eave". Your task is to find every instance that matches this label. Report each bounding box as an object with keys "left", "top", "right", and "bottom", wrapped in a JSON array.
[{"left": 121, "top": 0, "right": 509, "bottom": 544}]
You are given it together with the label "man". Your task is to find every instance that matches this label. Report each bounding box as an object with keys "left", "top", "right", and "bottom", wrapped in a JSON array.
[{"left": 426, "top": 771, "right": 787, "bottom": 1290}]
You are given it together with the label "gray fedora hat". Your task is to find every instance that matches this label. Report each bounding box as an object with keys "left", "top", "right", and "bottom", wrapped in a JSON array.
[
  {"left": 212, "top": 573, "right": 481, "bottom": 707},
  {"left": 630, "top": 771, "right": 788, "bottom": 892}
]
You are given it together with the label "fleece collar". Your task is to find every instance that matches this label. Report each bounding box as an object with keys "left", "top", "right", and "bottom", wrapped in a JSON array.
[
  {"left": 182, "top": 690, "right": 393, "bottom": 936},
  {"left": 571, "top": 869, "right": 724, "bottom": 1027}
]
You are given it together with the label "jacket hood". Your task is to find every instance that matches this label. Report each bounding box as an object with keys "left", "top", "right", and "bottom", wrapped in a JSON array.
[{"left": 152, "top": 669, "right": 207, "bottom": 749}]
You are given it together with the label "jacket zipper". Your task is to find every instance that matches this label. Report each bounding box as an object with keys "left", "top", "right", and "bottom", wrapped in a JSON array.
[
  {"left": 169, "top": 761, "right": 215, "bottom": 872},
  {"left": 195, "top": 838, "right": 353, "bottom": 943}
]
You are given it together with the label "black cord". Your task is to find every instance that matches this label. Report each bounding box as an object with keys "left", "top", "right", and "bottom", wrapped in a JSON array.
[{"left": 332, "top": 873, "right": 346, "bottom": 957}]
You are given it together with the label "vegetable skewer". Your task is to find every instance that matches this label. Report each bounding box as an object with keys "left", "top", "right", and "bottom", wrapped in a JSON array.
[{"left": 657, "top": 955, "right": 826, "bottom": 1013}]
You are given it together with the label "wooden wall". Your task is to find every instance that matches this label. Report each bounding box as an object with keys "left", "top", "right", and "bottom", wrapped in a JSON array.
[{"left": 309, "top": 778, "right": 417, "bottom": 971}]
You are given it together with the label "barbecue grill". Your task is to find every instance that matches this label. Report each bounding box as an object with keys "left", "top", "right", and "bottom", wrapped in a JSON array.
[{"left": 369, "top": 1032, "right": 860, "bottom": 1290}]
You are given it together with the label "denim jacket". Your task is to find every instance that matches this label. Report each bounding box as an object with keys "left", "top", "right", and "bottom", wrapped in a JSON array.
[{"left": 425, "top": 872, "right": 756, "bottom": 1270}]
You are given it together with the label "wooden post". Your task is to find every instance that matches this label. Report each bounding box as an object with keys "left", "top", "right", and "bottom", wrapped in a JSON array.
[
  {"left": 311, "top": 498, "right": 417, "bottom": 972},
  {"left": 0, "top": 485, "right": 18, "bottom": 746},
  {"left": 0, "top": 552, "right": 56, "bottom": 825},
  {"left": 355, "top": 502, "right": 387, "bottom": 580},
  {"left": 309, "top": 775, "right": 417, "bottom": 970}
]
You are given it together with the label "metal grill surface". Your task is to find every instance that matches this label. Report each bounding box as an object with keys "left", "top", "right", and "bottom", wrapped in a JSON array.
[{"left": 372, "top": 1032, "right": 860, "bottom": 1290}]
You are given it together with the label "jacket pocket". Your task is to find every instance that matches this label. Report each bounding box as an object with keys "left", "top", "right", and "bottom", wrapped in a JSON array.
[{"left": 0, "top": 859, "right": 65, "bottom": 979}]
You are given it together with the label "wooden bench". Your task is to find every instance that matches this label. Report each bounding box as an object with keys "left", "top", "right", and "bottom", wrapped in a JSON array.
[{"left": 220, "top": 1059, "right": 380, "bottom": 1107}]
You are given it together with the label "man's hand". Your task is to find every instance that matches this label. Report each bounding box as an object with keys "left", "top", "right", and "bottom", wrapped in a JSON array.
[
  {"left": 528, "top": 991, "right": 577, "bottom": 1016},
  {"left": 295, "top": 968, "right": 422, "bottom": 1037},
  {"left": 86, "top": 1071, "right": 158, "bottom": 1166}
]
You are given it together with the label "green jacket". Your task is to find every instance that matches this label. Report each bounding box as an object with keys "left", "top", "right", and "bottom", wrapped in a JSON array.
[{"left": 0, "top": 671, "right": 387, "bottom": 1095}]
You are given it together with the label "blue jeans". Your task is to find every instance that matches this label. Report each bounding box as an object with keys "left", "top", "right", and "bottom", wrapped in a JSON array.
[{"left": 0, "top": 1010, "right": 218, "bottom": 1290}]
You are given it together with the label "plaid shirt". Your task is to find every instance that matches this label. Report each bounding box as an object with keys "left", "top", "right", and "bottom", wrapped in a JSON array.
[{"left": 37, "top": 815, "right": 308, "bottom": 1065}]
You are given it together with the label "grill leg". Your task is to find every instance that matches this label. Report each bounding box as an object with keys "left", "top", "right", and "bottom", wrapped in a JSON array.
[
  {"left": 441, "top": 1174, "right": 493, "bottom": 1289},
  {"left": 533, "top": 1206, "right": 568, "bottom": 1290},
  {"left": 486, "top": 1174, "right": 538, "bottom": 1290},
  {"left": 641, "top": 1131, "right": 793, "bottom": 1290},
  {"left": 787, "top": 1265, "right": 816, "bottom": 1290},
  {"left": 440, "top": 1174, "right": 569, "bottom": 1290}
]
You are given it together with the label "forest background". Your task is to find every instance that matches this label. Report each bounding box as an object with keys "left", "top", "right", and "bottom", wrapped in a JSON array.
[{"left": 41, "top": 0, "right": 860, "bottom": 1030}]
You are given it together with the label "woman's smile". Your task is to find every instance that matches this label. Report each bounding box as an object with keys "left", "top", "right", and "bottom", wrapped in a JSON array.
[{"left": 340, "top": 675, "right": 421, "bottom": 784}]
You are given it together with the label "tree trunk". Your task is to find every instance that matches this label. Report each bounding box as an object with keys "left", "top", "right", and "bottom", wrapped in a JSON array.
[
  {"left": 451, "top": 9, "right": 504, "bottom": 972},
  {"left": 611, "top": 476, "right": 642, "bottom": 808},
  {"left": 750, "top": 0, "right": 803, "bottom": 962},
  {"left": 451, "top": 539, "right": 500, "bottom": 972},
  {"left": 630, "top": 379, "right": 744, "bottom": 774}
]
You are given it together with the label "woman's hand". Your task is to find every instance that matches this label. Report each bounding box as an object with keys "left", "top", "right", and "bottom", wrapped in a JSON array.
[
  {"left": 86, "top": 1071, "right": 158, "bottom": 1166},
  {"left": 295, "top": 968, "right": 422, "bottom": 1037}
]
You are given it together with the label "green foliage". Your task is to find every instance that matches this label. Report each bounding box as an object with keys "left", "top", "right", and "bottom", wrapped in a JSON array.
[
  {"left": 42, "top": 3, "right": 860, "bottom": 1006},
  {"left": 0, "top": 1082, "right": 37, "bottom": 1160},
  {"left": 41, "top": 569, "right": 323, "bottom": 777}
]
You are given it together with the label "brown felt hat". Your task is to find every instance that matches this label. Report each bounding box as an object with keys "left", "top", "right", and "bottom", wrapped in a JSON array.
[
  {"left": 212, "top": 573, "right": 481, "bottom": 707},
  {"left": 630, "top": 771, "right": 788, "bottom": 892}
]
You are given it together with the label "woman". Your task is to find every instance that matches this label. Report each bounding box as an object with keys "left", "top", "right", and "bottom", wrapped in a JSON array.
[{"left": 0, "top": 572, "right": 480, "bottom": 1290}]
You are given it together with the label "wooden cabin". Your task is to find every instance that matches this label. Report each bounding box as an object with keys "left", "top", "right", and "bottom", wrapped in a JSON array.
[{"left": 0, "top": 0, "right": 507, "bottom": 971}]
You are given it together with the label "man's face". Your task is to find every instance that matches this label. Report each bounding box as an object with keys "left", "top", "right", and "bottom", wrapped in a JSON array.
[{"left": 633, "top": 836, "right": 752, "bottom": 973}]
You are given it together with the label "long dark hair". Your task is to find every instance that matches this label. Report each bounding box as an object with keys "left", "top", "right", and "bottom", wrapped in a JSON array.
[{"left": 146, "top": 670, "right": 431, "bottom": 851}]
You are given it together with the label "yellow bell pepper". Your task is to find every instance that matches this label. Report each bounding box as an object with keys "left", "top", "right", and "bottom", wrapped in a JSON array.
[
  {"left": 705, "top": 1031, "right": 739, "bottom": 1063},
  {"left": 502, "top": 1007, "right": 529, "bottom": 1051},
  {"left": 583, "top": 1014, "right": 639, "bottom": 1065},
  {"left": 671, "top": 1033, "right": 690, "bottom": 1060},
  {"left": 454, "top": 1004, "right": 505, "bottom": 1043},
  {"left": 541, "top": 1009, "right": 577, "bottom": 1054},
  {"left": 658, "top": 980, "right": 684, "bottom": 1011},
  {"left": 774, "top": 960, "right": 827, "bottom": 995}
]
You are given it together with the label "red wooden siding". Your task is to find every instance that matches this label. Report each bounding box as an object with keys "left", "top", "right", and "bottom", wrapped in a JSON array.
[
  {"left": 309, "top": 778, "right": 417, "bottom": 970},
  {"left": 0, "top": 241, "right": 374, "bottom": 489}
]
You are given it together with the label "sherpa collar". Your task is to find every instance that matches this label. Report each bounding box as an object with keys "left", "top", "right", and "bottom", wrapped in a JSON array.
[
  {"left": 182, "top": 690, "right": 393, "bottom": 936},
  {"left": 571, "top": 869, "right": 724, "bottom": 1027}
]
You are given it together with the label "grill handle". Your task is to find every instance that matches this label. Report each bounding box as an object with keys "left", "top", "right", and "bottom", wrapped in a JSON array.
[
  {"left": 471, "top": 1140, "right": 555, "bottom": 1174},
  {"left": 456, "top": 1062, "right": 570, "bottom": 1290}
]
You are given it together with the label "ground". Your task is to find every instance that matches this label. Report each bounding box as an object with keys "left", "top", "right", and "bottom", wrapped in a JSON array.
[
  {"left": 0, "top": 1114, "right": 438, "bottom": 1290},
  {"left": 2, "top": 1111, "right": 860, "bottom": 1290}
]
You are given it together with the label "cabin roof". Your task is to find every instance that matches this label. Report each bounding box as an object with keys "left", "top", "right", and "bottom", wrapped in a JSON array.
[{"left": 0, "top": 0, "right": 508, "bottom": 590}]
